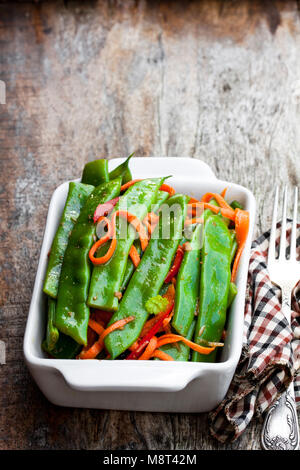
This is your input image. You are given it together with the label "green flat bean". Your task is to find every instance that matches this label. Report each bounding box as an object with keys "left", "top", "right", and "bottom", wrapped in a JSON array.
[
  {"left": 43, "top": 182, "right": 94, "bottom": 298},
  {"left": 104, "top": 193, "right": 189, "bottom": 359},
  {"left": 81, "top": 159, "right": 109, "bottom": 186},
  {"left": 55, "top": 178, "right": 121, "bottom": 345},
  {"left": 88, "top": 178, "right": 165, "bottom": 311},
  {"left": 42, "top": 332, "right": 81, "bottom": 359},
  {"left": 172, "top": 223, "right": 202, "bottom": 336},
  {"left": 109, "top": 154, "right": 133, "bottom": 184},
  {"left": 120, "top": 189, "right": 169, "bottom": 292},
  {"left": 192, "top": 211, "right": 232, "bottom": 363},
  {"left": 44, "top": 297, "right": 59, "bottom": 351}
]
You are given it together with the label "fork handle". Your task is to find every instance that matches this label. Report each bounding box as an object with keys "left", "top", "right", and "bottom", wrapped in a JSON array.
[
  {"left": 261, "top": 286, "right": 299, "bottom": 450},
  {"left": 261, "top": 382, "right": 299, "bottom": 450}
]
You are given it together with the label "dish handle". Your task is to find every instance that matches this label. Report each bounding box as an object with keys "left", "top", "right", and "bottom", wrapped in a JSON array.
[{"left": 56, "top": 362, "right": 203, "bottom": 393}]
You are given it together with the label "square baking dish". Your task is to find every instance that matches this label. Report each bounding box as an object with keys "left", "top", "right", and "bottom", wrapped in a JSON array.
[{"left": 24, "top": 157, "right": 256, "bottom": 412}]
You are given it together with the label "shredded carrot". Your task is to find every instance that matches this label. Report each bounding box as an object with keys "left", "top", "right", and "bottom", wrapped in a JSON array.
[
  {"left": 220, "top": 187, "right": 228, "bottom": 198},
  {"left": 160, "top": 183, "right": 176, "bottom": 196},
  {"left": 231, "top": 209, "right": 250, "bottom": 282},
  {"left": 78, "top": 327, "right": 97, "bottom": 357},
  {"left": 143, "top": 219, "right": 152, "bottom": 236},
  {"left": 189, "top": 196, "right": 200, "bottom": 204},
  {"left": 88, "top": 319, "right": 105, "bottom": 336},
  {"left": 184, "top": 217, "right": 204, "bottom": 226},
  {"left": 151, "top": 350, "right": 174, "bottom": 361},
  {"left": 143, "top": 212, "right": 159, "bottom": 235},
  {"left": 119, "top": 210, "right": 148, "bottom": 251},
  {"left": 129, "top": 244, "right": 141, "bottom": 267},
  {"left": 89, "top": 210, "right": 149, "bottom": 266},
  {"left": 201, "top": 192, "right": 233, "bottom": 211},
  {"left": 89, "top": 216, "right": 115, "bottom": 265},
  {"left": 187, "top": 201, "right": 204, "bottom": 219},
  {"left": 156, "top": 334, "right": 216, "bottom": 355},
  {"left": 203, "top": 203, "right": 236, "bottom": 221},
  {"left": 121, "top": 179, "right": 143, "bottom": 192},
  {"left": 162, "top": 309, "right": 174, "bottom": 334},
  {"left": 138, "top": 337, "right": 158, "bottom": 360},
  {"left": 79, "top": 316, "right": 135, "bottom": 359}
]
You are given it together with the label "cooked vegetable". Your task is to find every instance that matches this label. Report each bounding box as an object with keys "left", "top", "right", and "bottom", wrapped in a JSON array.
[
  {"left": 44, "top": 297, "right": 59, "bottom": 351},
  {"left": 42, "top": 157, "right": 250, "bottom": 363},
  {"left": 109, "top": 153, "right": 133, "bottom": 184},
  {"left": 155, "top": 319, "right": 196, "bottom": 361},
  {"left": 172, "top": 223, "right": 202, "bottom": 336},
  {"left": 164, "top": 245, "right": 185, "bottom": 283},
  {"left": 87, "top": 178, "right": 165, "bottom": 312},
  {"left": 120, "top": 190, "right": 169, "bottom": 292},
  {"left": 145, "top": 295, "right": 169, "bottom": 315},
  {"left": 192, "top": 210, "right": 232, "bottom": 363},
  {"left": 43, "top": 182, "right": 94, "bottom": 298},
  {"left": 81, "top": 159, "right": 109, "bottom": 186},
  {"left": 230, "top": 200, "right": 244, "bottom": 210},
  {"left": 55, "top": 178, "right": 121, "bottom": 345},
  {"left": 42, "top": 330, "right": 81, "bottom": 359},
  {"left": 104, "top": 193, "right": 189, "bottom": 359}
]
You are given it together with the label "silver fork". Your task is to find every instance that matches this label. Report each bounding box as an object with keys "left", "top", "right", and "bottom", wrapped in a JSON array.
[{"left": 261, "top": 187, "right": 300, "bottom": 450}]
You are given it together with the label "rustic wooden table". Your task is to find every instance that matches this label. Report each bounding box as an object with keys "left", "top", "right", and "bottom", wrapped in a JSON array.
[{"left": 0, "top": 0, "right": 299, "bottom": 450}]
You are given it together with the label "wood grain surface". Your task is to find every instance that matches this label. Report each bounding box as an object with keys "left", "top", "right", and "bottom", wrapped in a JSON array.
[{"left": 0, "top": 0, "right": 299, "bottom": 450}]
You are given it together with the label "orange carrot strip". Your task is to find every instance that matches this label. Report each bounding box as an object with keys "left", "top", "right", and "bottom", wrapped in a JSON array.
[
  {"left": 184, "top": 217, "right": 204, "bottom": 226},
  {"left": 156, "top": 334, "right": 216, "bottom": 355},
  {"left": 138, "top": 337, "right": 158, "bottom": 360},
  {"left": 121, "top": 179, "right": 143, "bottom": 192},
  {"left": 78, "top": 327, "right": 97, "bottom": 357},
  {"left": 88, "top": 319, "right": 105, "bottom": 336},
  {"left": 79, "top": 316, "right": 135, "bottom": 359},
  {"left": 143, "top": 219, "right": 152, "bottom": 236},
  {"left": 231, "top": 209, "right": 250, "bottom": 282},
  {"left": 89, "top": 236, "right": 117, "bottom": 265},
  {"left": 151, "top": 350, "right": 174, "bottom": 361},
  {"left": 117, "top": 210, "right": 149, "bottom": 251},
  {"left": 189, "top": 196, "right": 200, "bottom": 204},
  {"left": 160, "top": 183, "right": 176, "bottom": 196},
  {"left": 203, "top": 203, "right": 236, "bottom": 221},
  {"left": 162, "top": 316, "right": 172, "bottom": 334},
  {"left": 144, "top": 212, "right": 159, "bottom": 235},
  {"left": 220, "top": 187, "right": 228, "bottom": 198},
  {"left": 88, "top": 216, "right": 114, "bottom": 265},
  {"left": 89, "top": 210, "right": 149, "bottom": 266},
  {"left": 129, "top": 244, "right": 141, "bottom": 268},
  {"left": 201, "top": 192, "right": 232, "bottom": 211}
]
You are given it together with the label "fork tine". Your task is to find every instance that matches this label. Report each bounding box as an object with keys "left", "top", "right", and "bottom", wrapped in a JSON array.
[
  {"left": 279, "top": 187, "right": 288, "bottom": 260},
  {"left": 268, "top": 186, "right": 279, "bottom": 264},
  {"left": 290, "top": 187, "right": 298, "bottom": 261}
]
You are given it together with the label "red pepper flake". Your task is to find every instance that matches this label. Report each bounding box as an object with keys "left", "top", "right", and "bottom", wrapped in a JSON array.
[{"left": 164, "top": 245, "right": 185, "bottom": 283}]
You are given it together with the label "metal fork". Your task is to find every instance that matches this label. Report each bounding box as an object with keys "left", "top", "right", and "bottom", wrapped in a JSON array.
[{"left": 261, "top": 187, "right": 300, "bottom": 450}]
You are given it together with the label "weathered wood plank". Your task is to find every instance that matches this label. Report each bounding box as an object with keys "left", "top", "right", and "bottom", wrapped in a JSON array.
[{"left": 0, "top": 0, "right": 299, "bottom": 450}]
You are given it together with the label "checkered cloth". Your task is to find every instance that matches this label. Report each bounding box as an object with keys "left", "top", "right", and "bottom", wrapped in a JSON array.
[{"left": 209, "top": 222, "right": 300, "bottom": 443}]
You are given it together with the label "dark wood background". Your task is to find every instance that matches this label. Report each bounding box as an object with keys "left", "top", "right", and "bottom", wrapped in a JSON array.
[{"left": 0, "top": 0, "right": 299, "bottom": 450}]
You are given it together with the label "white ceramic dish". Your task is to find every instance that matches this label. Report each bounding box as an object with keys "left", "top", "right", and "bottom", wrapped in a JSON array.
[{"left": 24, "top": 157, "right": 256, "bottom": 412}]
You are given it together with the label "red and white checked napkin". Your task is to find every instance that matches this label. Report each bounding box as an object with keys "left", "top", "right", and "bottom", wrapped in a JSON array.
[{"left": 209, "top": 222, "right": 300, "bottom": 443}]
